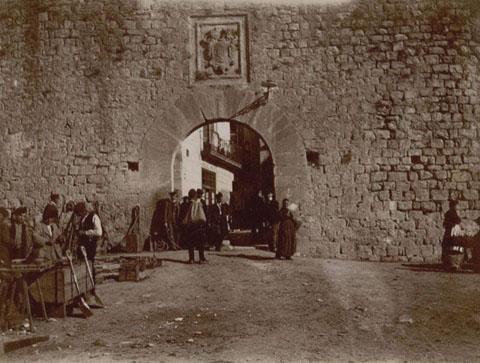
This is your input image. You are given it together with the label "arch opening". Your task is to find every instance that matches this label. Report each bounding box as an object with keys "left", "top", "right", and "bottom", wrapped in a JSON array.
[{"left": 174, "top": 118, "right": 275, "bottom": 232}]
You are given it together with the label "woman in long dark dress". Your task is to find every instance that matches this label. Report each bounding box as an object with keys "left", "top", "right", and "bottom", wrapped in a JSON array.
[
  {"left": 275, "top": 198, "right": 298, "bottom": 260},
  {"left": 442, "top": 200, "right": 461, "bottom": 265}
]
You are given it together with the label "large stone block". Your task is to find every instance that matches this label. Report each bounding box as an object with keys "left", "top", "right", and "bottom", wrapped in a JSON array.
[
  {"left": 463, "top": 190, "right": 479, "bottom": 200},
  {"left": 431, "top": 190, "right": 449, "bottom": 201},
  {"left": 371, "top": 172, "right": 387, "bottom": 182},
  {"left": 388, "top": 172, "right": 408, "bottom": 182},
  {"left": 451, "top": 171, "right": 472, "bottom": 182}
]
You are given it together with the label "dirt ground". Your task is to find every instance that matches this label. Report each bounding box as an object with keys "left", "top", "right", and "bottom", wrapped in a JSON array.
[{"left": 4, "top": 247, "right": 480, "bottom": 363}]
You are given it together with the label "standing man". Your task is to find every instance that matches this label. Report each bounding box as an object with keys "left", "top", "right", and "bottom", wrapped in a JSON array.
[
  {"left": 265, "top": 192, "right": 280, "bottom": 252},
  {"left": 181, "top": 189, "right": 207, "bottom": 264},
  {"left": 165, "top": 190, "right": 181, "bottom": 250},
  {"left": 208, "top": 193, "right": 230, "bottom": 251},
  {"left": 75, "top": 202, "right": 102, "bottom": 284}
]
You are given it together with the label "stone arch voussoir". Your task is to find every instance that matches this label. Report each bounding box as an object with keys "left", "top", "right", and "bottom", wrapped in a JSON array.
[{"left": 139, "top": 87, "right": 309, "bottom": 223}]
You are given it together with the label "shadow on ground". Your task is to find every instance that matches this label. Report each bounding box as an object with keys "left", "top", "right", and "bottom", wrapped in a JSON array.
[
  {"left": 399, "top": 263, "right": 478, "bottom": 274},
  {"left": 160, "top": 258, "right": 192, "bottom": 265},
  {"left": 213, "top": 253, "right": 276, "bottom": 261}
]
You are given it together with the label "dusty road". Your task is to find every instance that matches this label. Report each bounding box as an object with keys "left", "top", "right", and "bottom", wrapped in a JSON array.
[{"left": 5, "top": 248, "right": 480, "bottom": 363}]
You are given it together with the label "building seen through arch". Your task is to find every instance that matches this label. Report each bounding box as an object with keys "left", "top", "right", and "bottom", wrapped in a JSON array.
[{"left": 179, "top": 121, "right": 274, "bottom": 230}]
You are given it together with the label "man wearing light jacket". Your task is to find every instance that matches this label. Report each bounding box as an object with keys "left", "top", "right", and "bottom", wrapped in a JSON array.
[{"left": 75, "top": 202, "right": 102, "bottom": 284}]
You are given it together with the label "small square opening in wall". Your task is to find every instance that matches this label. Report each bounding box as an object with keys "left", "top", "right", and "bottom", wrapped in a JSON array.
[
  {"left": 127, "top": 161, "right": 139, "bottom": 172},
  {"left": 411, "top": 155, "right": 421, "bottom": 164},
  {"left": 306, "top": 150, "right": 319, "bottom": 168}
]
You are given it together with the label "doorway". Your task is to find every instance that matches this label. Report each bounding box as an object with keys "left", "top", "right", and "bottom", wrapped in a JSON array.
[{"left": 175, "top": 120, "right": 275, "bottom": 231}]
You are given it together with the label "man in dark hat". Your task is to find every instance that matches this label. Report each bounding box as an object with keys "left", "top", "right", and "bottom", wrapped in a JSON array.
[
  {"left": 75, "top": 202, "right": 102, "bottom": 283},
  {"left": 208, "top": 192, "right": 230, "bottom": 251},
  {"left": 164, "top": 190, "right": 180, "bottom": 250},
  {"left": 182, "top": 188, "right": 207, "bottom": 264}
]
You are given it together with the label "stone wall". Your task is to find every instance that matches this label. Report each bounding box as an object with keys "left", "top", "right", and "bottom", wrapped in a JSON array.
[{"left": 0, "top": 0, "right": 479, "bottom": 261}]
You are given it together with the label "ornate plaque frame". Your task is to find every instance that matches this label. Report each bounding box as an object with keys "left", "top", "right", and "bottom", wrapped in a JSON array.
[{"left": 189, "top": 15, "right": 249, "bottom": 85}]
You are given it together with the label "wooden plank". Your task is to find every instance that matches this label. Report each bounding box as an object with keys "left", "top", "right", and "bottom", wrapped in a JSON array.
[{"left": 1, "top": 335, "right": 49, "bottom": 354}]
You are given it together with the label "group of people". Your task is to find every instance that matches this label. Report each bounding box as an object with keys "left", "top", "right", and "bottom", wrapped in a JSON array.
[
  {"left": 150, "top": 188, "right": 300, "bottom": 263},
  {"left": 0, "top": 194, "right": 103, "bottom": 284},
  {"left": 0, "top": 187, "right": 300, "bottom": 271},
  {"left": 150, "top": 189, "right": 230, "bottom": 263}
]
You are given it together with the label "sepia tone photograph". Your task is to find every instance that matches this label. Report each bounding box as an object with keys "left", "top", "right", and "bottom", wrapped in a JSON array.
[{"left": 0, "top": 0, "right": 479, "bottom": 361}]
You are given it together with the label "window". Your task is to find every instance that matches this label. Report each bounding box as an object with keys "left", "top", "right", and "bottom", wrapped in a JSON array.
[
  {"left": 127, "top": 161, "right": 139, "bottom": 171},
  {"left": 202, "top": 168, "right": 216, "bottom": 191},
  {"left": 202, "top": 168, "right": 216, "bottom": 206},
  {"left": 306, "top": 150, "right": 319, "bottom": 168}
]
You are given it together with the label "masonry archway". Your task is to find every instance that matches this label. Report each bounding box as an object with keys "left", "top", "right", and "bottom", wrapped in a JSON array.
[
  {"left": 138, "top": 86, "right": 309, "bottom": 226},
  {"left": 173, "top": 119, "right": 275, "bottom": 230}
]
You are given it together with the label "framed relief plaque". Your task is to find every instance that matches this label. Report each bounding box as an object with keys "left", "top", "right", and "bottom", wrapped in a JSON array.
[{"left": 190, "top": 15, "right": 249, "bottom": 85}]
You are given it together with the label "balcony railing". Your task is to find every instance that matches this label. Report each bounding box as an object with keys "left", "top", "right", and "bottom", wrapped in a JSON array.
[{"left": 201, "top": 130, "right": 243, "bottom": 169}]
